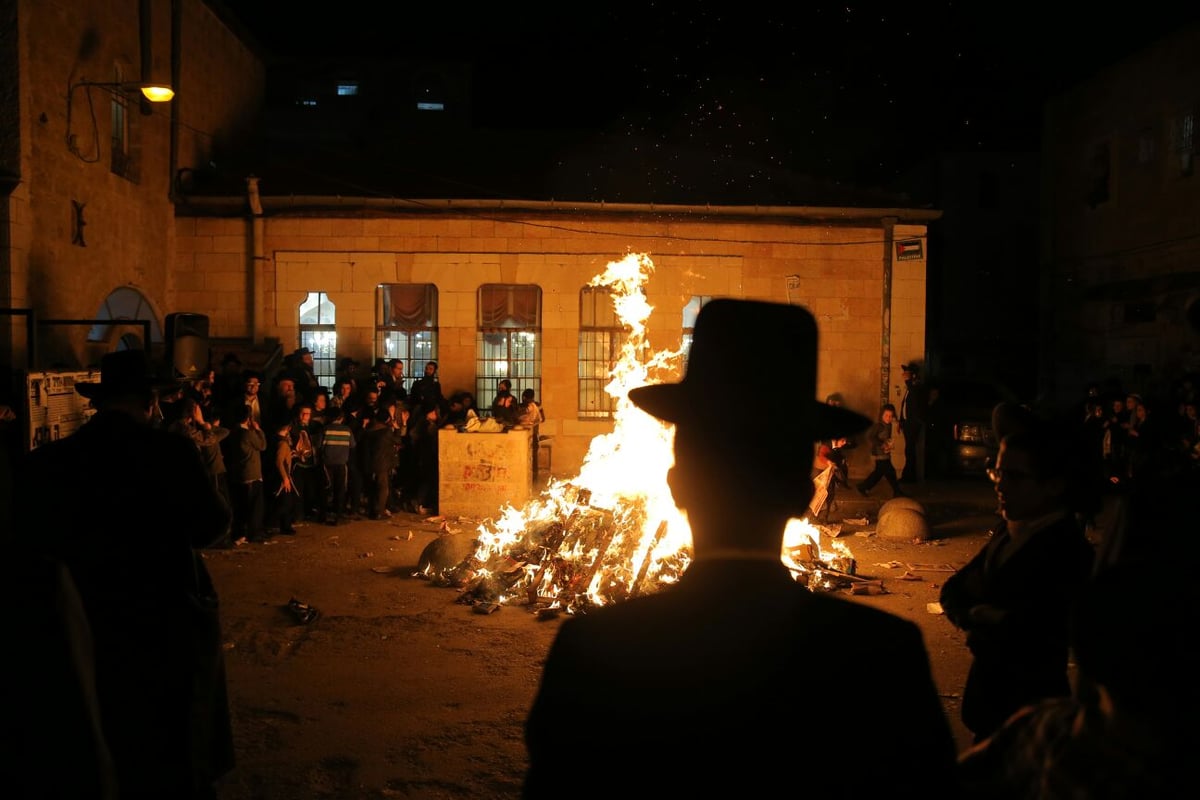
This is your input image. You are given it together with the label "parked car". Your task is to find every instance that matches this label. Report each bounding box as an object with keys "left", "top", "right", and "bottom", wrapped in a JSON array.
[{"left": 926, "top": 377, "right": 1018, "bottom": 477}]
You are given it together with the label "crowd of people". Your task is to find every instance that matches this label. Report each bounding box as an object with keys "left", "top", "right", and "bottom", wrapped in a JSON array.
[
  {"left": 148, "top": 349, "right": 548, "bottom": 545},
  {"left": 3, "top": 319, "right": 1197, "bottom": 798}
]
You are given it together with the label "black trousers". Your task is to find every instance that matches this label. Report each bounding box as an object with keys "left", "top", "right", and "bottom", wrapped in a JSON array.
[
  {"left": 230, "top": 479, "right": 264, "bottom": 541},
  {"left": 859, "top": 457, "right": 902, "bottom": 496},
  {"left": 292, "top": 465, "right": 327, "bottom": 521},
  {"left": 325, "top": 464, "right": 348, "bottom": 522},
  {"left": 900, "top": 420, "right": 924, "bottom": 481}
]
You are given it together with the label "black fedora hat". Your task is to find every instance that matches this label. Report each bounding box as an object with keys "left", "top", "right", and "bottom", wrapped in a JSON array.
[
  {"left": 628, "top": 299, "right": 871, "bottom": 441},
  {"left": 76, "top": 350, "right": 168, "bottom": 400}
]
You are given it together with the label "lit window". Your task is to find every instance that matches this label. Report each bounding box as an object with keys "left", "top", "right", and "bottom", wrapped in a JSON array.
[
  {"left": 477, "top": 285, "right": 541, "bottom": 413},
  {"left": 299, "top": 292, "right": 337, "bottom": 390},
  {"left": 336, "top": 83, "right": 358, "bottom": 96},
  {"left": 375, "top": 284, "right": 438, "bottom": 373},
  {"left": 414, "top": 70, "right": 446, "bottom": 112},
  {"left": 681, "top": 295, "right": 712, "bottom": 357},
  {"left": 578, "top": 286, "right": 625, "bottom": 420}
]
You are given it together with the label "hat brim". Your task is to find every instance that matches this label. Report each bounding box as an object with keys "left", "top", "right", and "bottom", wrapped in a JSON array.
[
  {"left": 75, "top": 382, "right": 104, "bottom": 400},
  {"left": 75, "top": 376, "right": 181, "bottom": 400},
  {"left": 629, "top": 383, "right": 872, "bottom": 441}
]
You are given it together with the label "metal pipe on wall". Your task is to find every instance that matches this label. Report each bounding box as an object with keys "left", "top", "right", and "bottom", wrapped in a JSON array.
[
  {"left": 880, "top": 216, "right": 897, "bottom": 408},
  {"left": 247, "top": 176, "right": 265, "bottom": 345}
]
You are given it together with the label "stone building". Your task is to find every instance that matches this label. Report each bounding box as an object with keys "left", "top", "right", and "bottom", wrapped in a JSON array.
[
  {"left": 1041, "top": 22, "right": 1200, "bottom": 405},
  {"left": 0, "top": 0, "right": 263, "bottom": 367},
  {"left": 2, "top": 0, "right": 935, "bottom": 479}
]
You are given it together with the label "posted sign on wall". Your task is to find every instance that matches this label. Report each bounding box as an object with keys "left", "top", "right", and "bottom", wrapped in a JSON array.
[{"left": 26, "top": 370, "right": 98, "bottom": 451}]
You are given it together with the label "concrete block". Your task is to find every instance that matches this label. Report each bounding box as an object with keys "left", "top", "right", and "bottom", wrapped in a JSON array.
[{"left": 439, "top": 428, "right": 533, "bottom": 519}]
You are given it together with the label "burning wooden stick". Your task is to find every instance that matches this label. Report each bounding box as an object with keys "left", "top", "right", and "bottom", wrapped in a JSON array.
[{"left": 628, "top": 520, "right": 669, "bottom": 599}]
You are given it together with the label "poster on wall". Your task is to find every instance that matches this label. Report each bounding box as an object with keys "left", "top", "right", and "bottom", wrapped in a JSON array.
[{"left": 25, "top": 369, "right": 98, "bottom": 451}]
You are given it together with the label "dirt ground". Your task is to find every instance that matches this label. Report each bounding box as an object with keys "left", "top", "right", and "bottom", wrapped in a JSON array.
[{"left": 205, "top": 478, "right": 1000, "bottom": 800}]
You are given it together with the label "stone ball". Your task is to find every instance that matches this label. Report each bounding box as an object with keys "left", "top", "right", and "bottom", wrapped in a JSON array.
[
  {"left": 879, "top": 496, "right": 926, "bottom": 518},
  {"left": 876, "top": 507, "right": 932, "bottom": 541},
  {"left": 418, "top": 533, "right": 479, "bottom": 574}
]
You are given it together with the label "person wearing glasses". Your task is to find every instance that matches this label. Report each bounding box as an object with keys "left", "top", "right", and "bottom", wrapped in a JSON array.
[{"left": 939, "top": 423, "right": 1095, "bottom": 744}]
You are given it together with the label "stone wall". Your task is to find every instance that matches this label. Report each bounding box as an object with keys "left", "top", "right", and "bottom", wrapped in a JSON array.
[{"left": 175, "top": 202, "right": 930, "bottom": 478}]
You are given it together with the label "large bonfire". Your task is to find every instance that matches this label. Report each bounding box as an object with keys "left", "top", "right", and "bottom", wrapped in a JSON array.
[{"left": 438, "top": 253, "right": 855, "bottom": 614}]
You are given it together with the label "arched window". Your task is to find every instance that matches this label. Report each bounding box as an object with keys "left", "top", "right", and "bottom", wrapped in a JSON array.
[
  {"left": 578, "top": 286, "right": 625, "bottom": 420},
  {"left": 681, "top": 295, "right": 712, "bottom": 358},
  {"left": 299, "top": 291, "right": 337, "bottom": 389},
  {"left": 87, "top": 286, "right": 162, "bottom": 349}
]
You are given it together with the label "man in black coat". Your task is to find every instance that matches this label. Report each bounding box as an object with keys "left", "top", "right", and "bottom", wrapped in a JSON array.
[
  {"left": 13, "top": 350, "right": 234, "bottom": 799},
  {"left": 940, "top": 425, "right": 1095, "bottom": 743},
  {"left": 523, "top": 300, "right": 958, "bottom": 799},
  {"left": 898, "top": 362, "right": 928, "bottom": 482}
]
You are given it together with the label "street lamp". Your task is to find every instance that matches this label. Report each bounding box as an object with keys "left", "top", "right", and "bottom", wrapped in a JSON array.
[
  {"left": 66, "top": 79, "right": 175, "bottom": 162},
  {"left": 70, "top": 79, "right": 175, "bottom": 103}
]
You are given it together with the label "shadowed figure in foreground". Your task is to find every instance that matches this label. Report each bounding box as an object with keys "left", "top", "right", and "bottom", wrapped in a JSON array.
[
  {"left": 523, "top": 299, "right": 958, "bottom": 799},
  {"left": 939, "top": 424, "right": 1095, "bottom": 745},
  {"left": 13, "top": 350, "right": 234, "bottom": 799}
]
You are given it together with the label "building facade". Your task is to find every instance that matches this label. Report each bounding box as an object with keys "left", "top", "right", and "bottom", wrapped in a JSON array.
[
  {"left": 1041, "top": 22, "right": 1200, "bottom": 406},
  {"left": 0, "top": 0, "right": 263, "bottom": 370},
  {"left": 2, "top": 0, "right": 935, "bottom": 480},
  {"left": 176, "top": 193, "right": 934, "bottom": 476}
]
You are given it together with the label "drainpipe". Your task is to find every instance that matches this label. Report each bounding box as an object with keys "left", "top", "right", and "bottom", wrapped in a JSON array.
[
  {"left": 880, "top": 216, "right": 897, "bottom": 407},
  {"left": 167, "top": 0, "right": 180, "bottom": 202},
  {"left": 138, "top": 0, "right": 152, "bottom": 114},
  {"left": 247, "top": 176, "right": 265, "bottom": 344}
]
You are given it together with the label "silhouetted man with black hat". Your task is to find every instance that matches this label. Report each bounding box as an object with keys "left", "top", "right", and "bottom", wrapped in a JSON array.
[
  {"left": 523, "top": 300, "right": 957, "bottom": 799},
  {"left": 13, "top": 349, "right": 234, "bottom": 798}
]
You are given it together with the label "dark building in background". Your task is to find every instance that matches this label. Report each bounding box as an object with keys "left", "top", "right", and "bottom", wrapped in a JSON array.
[
  {"left": 897, "top": 152, "right": 1041, "bottom": 402},
  {"left": 1039, "top": 22, "right": 1200, "bottom": 408}
]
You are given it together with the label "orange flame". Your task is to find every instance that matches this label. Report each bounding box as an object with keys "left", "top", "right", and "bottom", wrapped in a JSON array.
[{"left": 465, "top": 253, "right": 852, "bottom": 611}]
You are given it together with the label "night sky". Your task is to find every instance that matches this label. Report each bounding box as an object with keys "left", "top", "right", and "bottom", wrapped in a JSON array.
[{"left": 222, "top": 2, "right": 1194, "bottom": 198}]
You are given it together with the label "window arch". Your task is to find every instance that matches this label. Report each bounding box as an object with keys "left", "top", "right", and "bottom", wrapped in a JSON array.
[
  {"left": 87, "top": 286, "right": 163, "bottom": 348},
  {"left": 299, "top": 291, "right": 337, "bottom": 389},
  {"left": 681, "top": 295, "right": 713, "bottom": 357}
]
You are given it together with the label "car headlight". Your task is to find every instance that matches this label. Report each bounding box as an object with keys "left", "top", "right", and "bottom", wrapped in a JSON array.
[{"left": 955, "top": 422, "right": 993, "bottom": 444}]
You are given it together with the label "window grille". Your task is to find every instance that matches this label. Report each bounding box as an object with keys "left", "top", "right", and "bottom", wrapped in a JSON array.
[
  {"left": 681, "top": 295, "right": 712, "bottom": 359},
  {"left": 476, "top": 284, "right": 541, "bottom": 413},
  {"left": 375, "top": 284, "right": 438, "bottom": 379},
  {"left": 110, "top": 66, "right": 131, "bottom": 179},
  {"left": 1172, "top": 108, "right": 1196, "bottom": 177},
  {"left": 578, "top": 286, "right": 625, "bottom": 419},
  {"left": 299, "top": 291, "right": 337, "bottom": 390}
]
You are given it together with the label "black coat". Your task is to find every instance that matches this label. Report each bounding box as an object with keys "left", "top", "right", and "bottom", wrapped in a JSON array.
[
  {"left": 14, "top": 410, "right": 234, "bottom": 797},
  {"left": 940, "top": 513, "right": 1094, "bottom": 740},
  {"left": 524, "top": 558, "right": 958, "bottom": 799}
]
